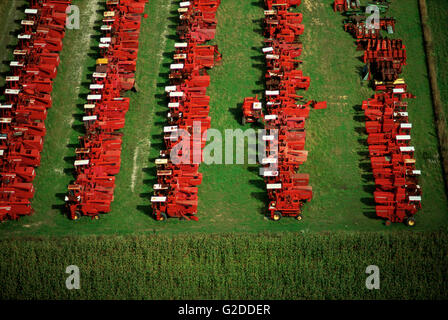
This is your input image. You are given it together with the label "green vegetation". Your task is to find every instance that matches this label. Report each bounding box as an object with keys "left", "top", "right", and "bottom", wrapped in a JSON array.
[
  {"left": 0, "top": 0, "right": 447, "bottom": 301},
  {"left": 423, "top": 0, "right": 448, "bottom": 195},
  {"left": 426, "top": 0, "right": 448, "bottom": 124},
  {"left": 1, "top": 231, "right": 447, "bottom": 300},
  {"left": 0, "top": 0, "right": 446, "bottom": 237}
]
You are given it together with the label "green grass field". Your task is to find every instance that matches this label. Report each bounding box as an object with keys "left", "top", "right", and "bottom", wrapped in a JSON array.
[
  {"left": 427, "top": 0, "right": 448, "bottom": 125},
  {"left": 0, "top": 0, "right": 447, "bottom": 300},
  {"left": 0, "top": 0, "right": 446, "bottom": 237}
]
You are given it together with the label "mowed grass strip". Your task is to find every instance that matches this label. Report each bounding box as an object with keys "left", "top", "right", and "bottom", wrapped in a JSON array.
[
  {"left": 0, "top": 231, "right": 447, "bottom": 299},
  {"left": 426, "top": 0, "right": 448, "bottom": 126},
  {"left": 299, "top": 0, "right": 376, "bottom": 230}
]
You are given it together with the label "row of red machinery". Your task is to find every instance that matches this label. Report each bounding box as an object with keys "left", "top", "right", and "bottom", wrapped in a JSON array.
[
  {"left": 150, "top": 0, "right": 222, "bottom": 221},
  {"left": 64, "top": 0, "right": 148, "bottom": 220},
  {"left": 0, "top": 0, "right": 72, "bottom": 221},
  {"left": 334, "top": 1, "right": 421, "bottom": 226},
  {"left": 241, "top": 0, "right": 326, "bottom": 221}
]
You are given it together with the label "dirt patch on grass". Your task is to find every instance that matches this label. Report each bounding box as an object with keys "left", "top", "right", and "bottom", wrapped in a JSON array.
[
  {"left": 23, "top": 222, "right": 43, "bottom": 228},
  {"left": 156, "top": 2, "right": 173, "bottom": 63},
  {"left": 130, "top": 146, "right": 140, "bottom": 192},
  {"left": 311, "top": 17, "right": 325, "bottom": 26},
  {"left": 302, "top": 0, "right": 314, "bottom": 12}
]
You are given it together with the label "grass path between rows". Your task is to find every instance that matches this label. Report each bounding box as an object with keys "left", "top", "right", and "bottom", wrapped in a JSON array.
[
  {"left": 426, "top": 0, "right": 448, "bottom": 126},
  {"left": 1, "top": 231, "right": 447, "bottom": 299}
]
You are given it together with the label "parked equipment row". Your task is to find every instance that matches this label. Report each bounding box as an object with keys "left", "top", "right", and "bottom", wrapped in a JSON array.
[
  {"left": 151, "top": 0, "right": 222, "bottom": 221},
  {"left": 0, "top": 0, "right": 72, "bottom": 221},
  {"left": 242, "top": 0, "right": 326, "bottom": 221},
  {"left": 334, "top": 0, "right": 421, "bottom": 226},
  {"left": 65, "top": 0, "right": 148, "bottom": 220}
]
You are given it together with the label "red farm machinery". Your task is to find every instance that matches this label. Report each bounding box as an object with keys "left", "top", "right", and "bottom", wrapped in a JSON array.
[
  {"left": 240, "top": 0, "right": 326, "bottom": 221},
  {"left": 0, "top": 0, "right": 72, "bottom": 221},
  {"left": 150, "top": 0, "right": 222, "bottom": 221},
  {"left": 64, "top": 0, "right": 149, "bottom": 220},
  {"left": 334, "top": 1, "right": 421, "bottom": 226}
]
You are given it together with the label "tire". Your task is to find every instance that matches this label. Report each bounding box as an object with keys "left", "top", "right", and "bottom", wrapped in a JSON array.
[
  {"left": 272, "top": 211, "right": 282, "bottom": 221},
  {"left": 295, "top": 214, "right": 303, "bottom": 221},
  {"left": 159, "top": 212, "right": 168, "bottom": 222},
  {"left": 385, "top": 220, "right": 391, "bottom": 226},
  {"left": 242, "top": 117, "right": 246, "bottom": 125},
  {"left": 405, "top": 217, "right": 416, "bottom": 227},
  {"left": 93, "top": 215, "right": 100, "bottom": 220},
  {"left": 72, "top": 211, "right": 81, "bottom": 221}
]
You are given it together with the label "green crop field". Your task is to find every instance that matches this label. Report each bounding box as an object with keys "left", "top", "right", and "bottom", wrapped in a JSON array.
[
  {"left": 0, "top": 0, "right": 447, "bottom": 300},
  {"left": 1, "top": 231, "right": 447, "bottom": 300}
]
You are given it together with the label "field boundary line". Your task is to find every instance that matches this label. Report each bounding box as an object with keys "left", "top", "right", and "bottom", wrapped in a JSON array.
[{"left": 418, "top": 0, "right": 448, "bottom": 195}]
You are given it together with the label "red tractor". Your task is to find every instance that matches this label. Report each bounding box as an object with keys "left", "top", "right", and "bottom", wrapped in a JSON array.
[
  {"left": 241, "top": 96, "right": 264, "bottom": 125},
  {"left": 333, "top": 0, "right": 348, "bottom": 12},
  {"left": 151, "top": 191, "right": 199, "bottom": 222},
  {"left": 268, "top": 186, "right": 313, "bottom": 221}
]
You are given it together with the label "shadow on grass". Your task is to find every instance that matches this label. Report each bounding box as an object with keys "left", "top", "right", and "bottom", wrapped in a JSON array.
[
  {"left": 0, "top": 4, "right": 26, "bottom": 96},
  {"left": 242, "top": 0, "right": 268, "bottom": 218},
  {"left": 353, "top": 103, "right": 377, "bottom": 220},
  {"left": 230, "top": 102, "right": 243, "bottom": 124},
  {"left": 250, "top": 0, "right": 264, "bottom": 8},
  {"left": 136, "top": 204, "right": 153, "bottom": 218},
  {"left": 51, "top": 193, "right": 68, "bottom": 215}
]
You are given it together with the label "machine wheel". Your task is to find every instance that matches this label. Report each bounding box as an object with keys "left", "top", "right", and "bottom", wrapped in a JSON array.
[
  {"left": 242, "top": 117, "right": 246, "bottom": 125},
  {"left": 385, "top": 220, "right": 391, "bottom": 226},
  {"left": 272, "top": 211, "right": 282, "bottom": 221},
  {"left": 405, "top": 217, "right": 416, "bottom": 227},
  {"left": 159, "top": 212, "right": 168, "bottom": 222},
  {"left": 72, "top": 211, "right": 81, "bottom": 221},
  {"left": 295, "top": 214, "right": 303, "bottom": 221},
  {"left": 93, "top": 215, "right": 100, "bottom": 220}
]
